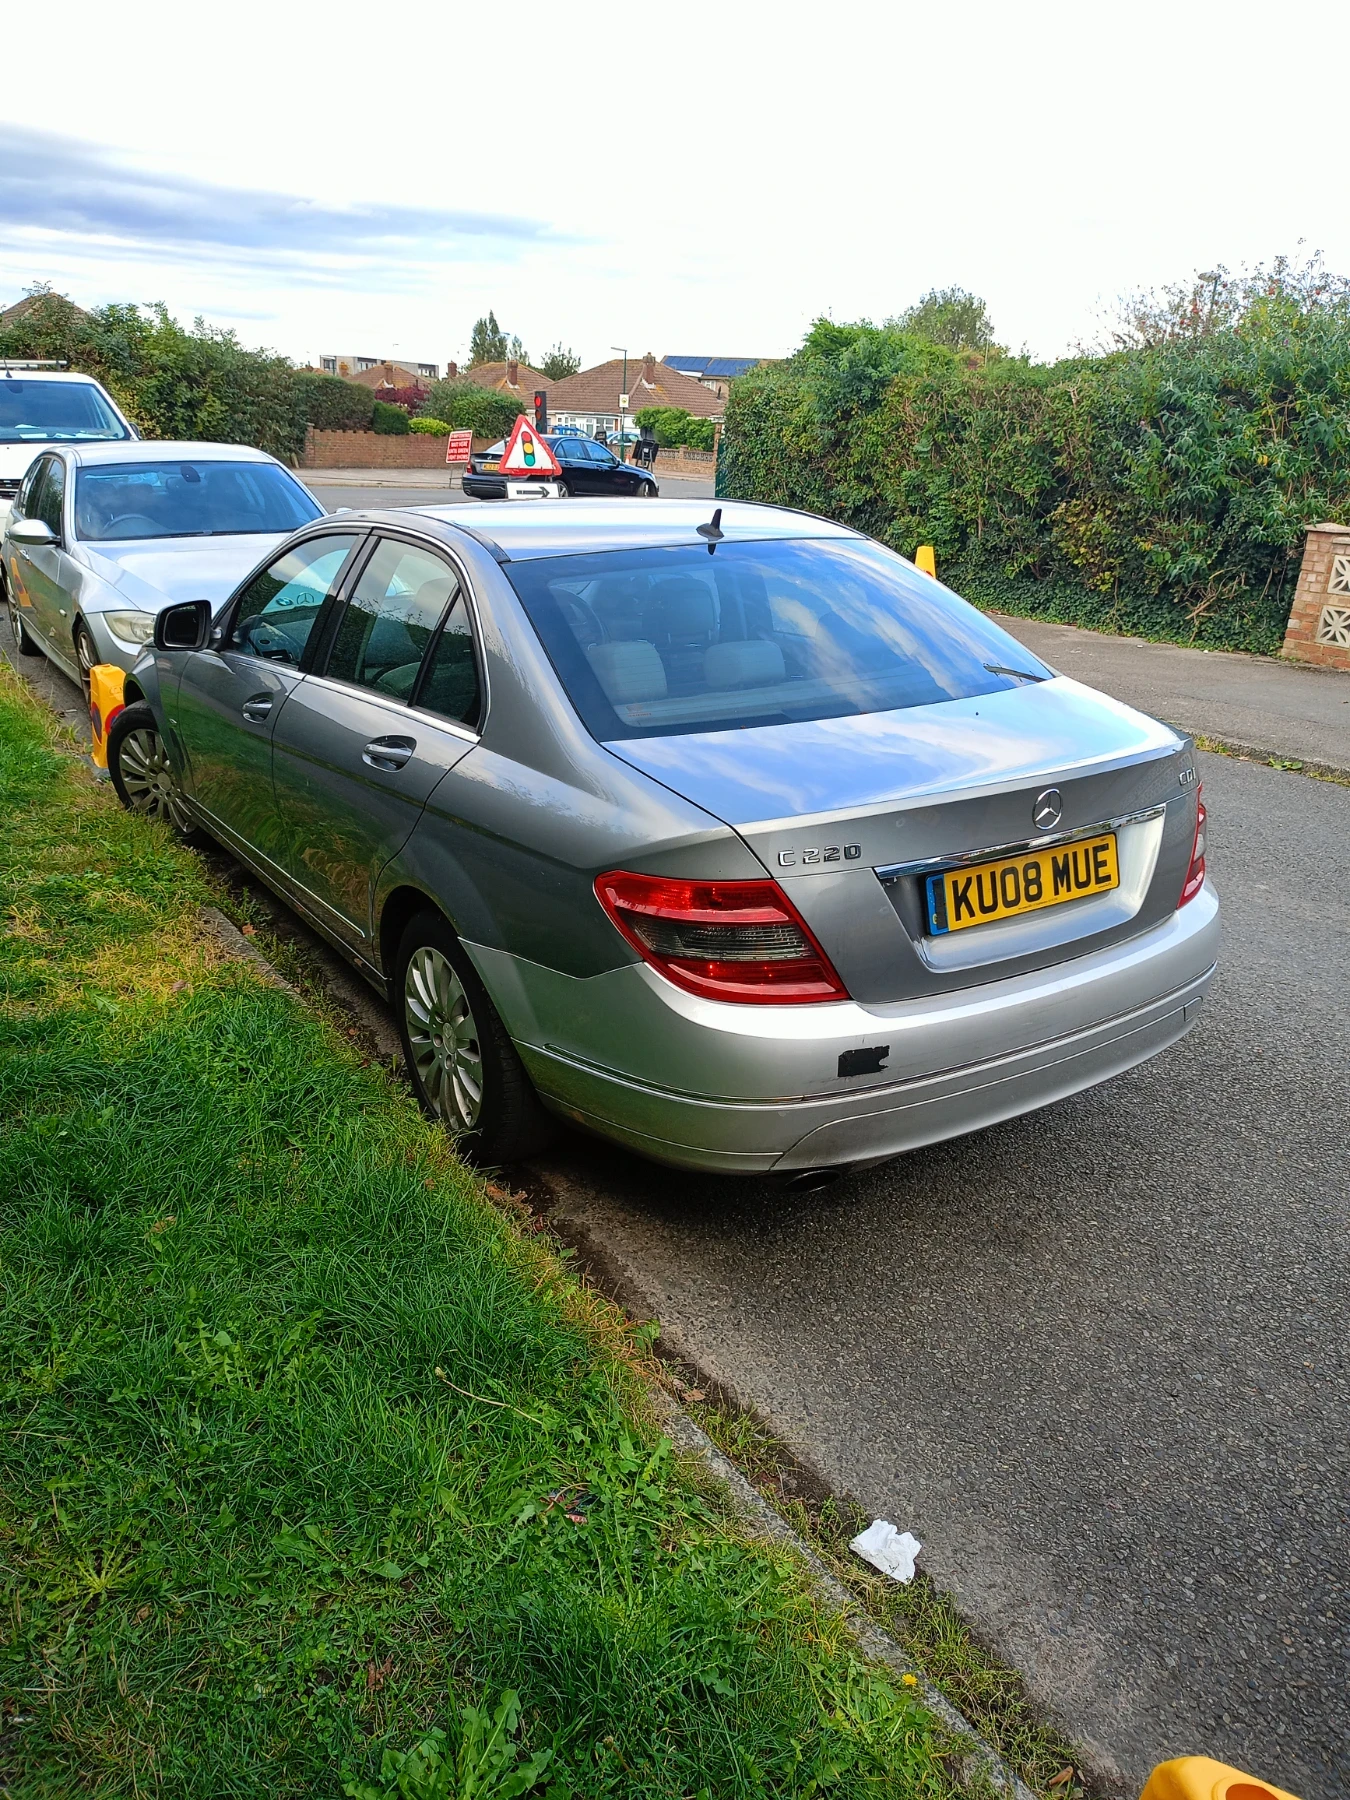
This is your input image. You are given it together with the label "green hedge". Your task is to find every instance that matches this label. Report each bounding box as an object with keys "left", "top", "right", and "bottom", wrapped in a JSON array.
[
  {"left": 292, "top": 371, "right": 374, "bottom": 432},
  {"left": 0, "top": 292, "right": 377, "bottom": 462},
  {"left": 634, "top": 406, "right": 716, "bottom": 451},
  {"left": 408, "top": 416, "right": 451, "bottom": 434},
  {"left": 416, "top": 380, "right": 521, "bottom": 441},
  {"left": 718, "top": 300, "right": 1350, "bottom": 652},
  {"left": 371, "top": 400, "right": 410, "bottom": 435}
]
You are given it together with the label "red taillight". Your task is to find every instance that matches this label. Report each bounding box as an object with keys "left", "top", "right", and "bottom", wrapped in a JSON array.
[
  {"left": 594, "top": 871, "right": 850, "bottom": 1005},
  {"left": 1179, "top": 787, "right": 1207, "bottom": 907}
]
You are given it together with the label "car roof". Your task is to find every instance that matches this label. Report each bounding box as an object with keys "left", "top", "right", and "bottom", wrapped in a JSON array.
[
  {"left": 365, "top": 498, "right": 860, "bottom": 563},
  {"left": 0, "top": 368, "right": 112, "bottom": 383},
  {"left": 64, "top": 440, "right": 283, "bottom": 468}
]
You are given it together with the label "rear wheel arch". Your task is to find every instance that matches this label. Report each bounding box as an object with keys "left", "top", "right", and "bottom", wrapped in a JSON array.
[{"left": 378, "top": 884, "right": 448, "bottom": 985}]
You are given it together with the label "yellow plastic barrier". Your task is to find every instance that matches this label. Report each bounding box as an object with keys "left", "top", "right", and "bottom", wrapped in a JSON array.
[
  {"left": 89, "top": 663, "right": 126, "bottom": 771},
  {"left": 1141, "top": 1756, "right": 1301, "bottom": 1800},
  {"left": 914, "top": 544, "right": 938, "bottom": 578}
]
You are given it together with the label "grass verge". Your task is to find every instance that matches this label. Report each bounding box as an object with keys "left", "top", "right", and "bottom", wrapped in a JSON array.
[{"left": 0, "top": 666, "right": 972, "bottom": 1799}]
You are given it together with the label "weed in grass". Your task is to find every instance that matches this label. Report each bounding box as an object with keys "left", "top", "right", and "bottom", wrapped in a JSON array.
[{"left": 0, "top": 666, "right": 968, "bottom": 1797}]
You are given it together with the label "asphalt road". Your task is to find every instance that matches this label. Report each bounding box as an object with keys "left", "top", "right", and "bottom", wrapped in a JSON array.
[
  {"left": 4, "top": 607, "right": 1345, "bottom": 1795},
  {"left": 307, "top": 472, "right": 717, "bottom": 512},
  {"left": 535, "top": 748, "right": 1349, "bottom": 1798}
]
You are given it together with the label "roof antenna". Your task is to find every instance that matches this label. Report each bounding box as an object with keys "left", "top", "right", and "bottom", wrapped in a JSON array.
[{"left": 696, "top": 506, "right": 724, "bottom": 553}]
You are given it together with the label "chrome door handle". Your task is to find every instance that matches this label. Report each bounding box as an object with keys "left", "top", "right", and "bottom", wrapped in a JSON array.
[
  {"left": 241, "top": 695, "right": 274, "bottom": 722},
  {"left": 362, "top": 736, "right": 415, "bottom": 770}
]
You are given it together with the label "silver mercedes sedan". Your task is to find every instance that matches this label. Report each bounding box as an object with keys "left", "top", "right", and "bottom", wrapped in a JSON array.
[
  {"left": 2, "top": 440, "right": 322, "bottom": 698},
  {"left": 109, "top": 499, "right": 1218, "bottom": 1176}
]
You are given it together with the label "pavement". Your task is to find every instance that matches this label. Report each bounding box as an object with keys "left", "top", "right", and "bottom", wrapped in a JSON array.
[{"left": 4, "top": 597, "right": 1346, "bottom": 1797}]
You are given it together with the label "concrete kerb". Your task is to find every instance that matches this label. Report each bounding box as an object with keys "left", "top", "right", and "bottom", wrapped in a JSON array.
[
  {"left": 195, "top": 912, "right": 1043, "bottom": 1800},
  {"left": 1188, "top": 732, "right": 1350, "bottom": 783}
]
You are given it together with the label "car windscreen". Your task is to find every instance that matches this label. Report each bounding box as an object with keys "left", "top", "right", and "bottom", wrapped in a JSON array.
[
  {"left": 0, "top": 380, "right": 129, "bottom": 445},
  {"left": 504, "top": 537, "right": 1053, "bottom": 741},
  {"left": 74, "top": 460, "right": 323, "bottom": 541}
]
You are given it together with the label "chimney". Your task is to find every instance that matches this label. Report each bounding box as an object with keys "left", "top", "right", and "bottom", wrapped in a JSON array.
[
  {"left": 642, "top": 352, "right": 656, "bottom": 383},
  {"left": 447, "top": 360, "right": 458, "bottom": 379},
  {"left": 507, "top": 358, "right": 519, "bottom": 386}
]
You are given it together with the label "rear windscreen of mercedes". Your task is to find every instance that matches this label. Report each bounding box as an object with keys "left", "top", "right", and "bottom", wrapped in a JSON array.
[{"left": 505, "top": 538, "right": 1053, "bottom": 740}]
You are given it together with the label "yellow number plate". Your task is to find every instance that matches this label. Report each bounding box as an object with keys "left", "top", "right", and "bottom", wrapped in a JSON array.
[{"left": 926, "top": 832, "right": 1119, "bottom": 934}]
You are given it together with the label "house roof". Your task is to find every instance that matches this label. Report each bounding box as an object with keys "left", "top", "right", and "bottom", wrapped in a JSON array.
[
  {"left": 663, "top": 355, "right": 763, "bottom": 379},
  {"left": 348, "top": 361, "right": 430, "bottom": 391},
  {"left": 1, "top": 291, "right": 89, "bottom": 326},
  {"left": 546, "top": 355, "right": 725, "bottom": 419},
  {"left": 460, "top": 360, "right": 548, "bottom": 397}
]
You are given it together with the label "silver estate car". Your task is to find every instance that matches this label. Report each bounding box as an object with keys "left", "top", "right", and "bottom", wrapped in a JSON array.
[
  {"left": 2, "top": 440, "right": 321, "bottom": 698},
  {"left": 108, "top": 499, "right": 1218, "bottom": 1176}
]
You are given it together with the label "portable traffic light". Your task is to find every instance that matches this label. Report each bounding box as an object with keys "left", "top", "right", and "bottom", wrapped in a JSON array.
[{"left": 533, "top": 390, "right": 548, "bottom": 432}]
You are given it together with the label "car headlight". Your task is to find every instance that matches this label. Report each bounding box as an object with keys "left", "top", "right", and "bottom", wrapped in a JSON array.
[{"left": 103, "top": 610, "right": 157, "bottom": 646}]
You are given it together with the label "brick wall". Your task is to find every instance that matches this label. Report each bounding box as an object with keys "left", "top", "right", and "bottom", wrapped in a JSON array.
[
  {"left": 1282, "top": 523, "right": 1350, "bottom": 671},
  {"left": 644, "top": 447, "right": 716, "bottom": 481},
  {"left": 300, "top": 429, "right": 458, "bottom": 469}
]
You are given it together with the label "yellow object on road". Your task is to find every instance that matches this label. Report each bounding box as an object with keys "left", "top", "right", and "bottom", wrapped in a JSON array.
[
  {"left": 88, "top": 663, "right": 126, "bottom": 771},
  {"left": 1141, "top": 1756, "right": 1301, "bottom": 1800},
  {"left": 914, "top": 544, "right": 937, "bottom": 578}
]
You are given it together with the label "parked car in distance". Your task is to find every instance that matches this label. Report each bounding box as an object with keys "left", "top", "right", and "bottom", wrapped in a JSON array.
[
  {"left": 0, "top": 366, "right": 139, "bottom": 529},
  {"left": 463, "top": 434, "right": 657, "bottom": 500},
  {"left": 2, "top": 441, "right": 323, "bottom": 696},
  {"left": 109, "top": 498, "right": 1217, "bottom": 1178}
]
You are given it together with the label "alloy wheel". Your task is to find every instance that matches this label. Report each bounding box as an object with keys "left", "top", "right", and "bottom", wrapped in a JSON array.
[
  {"left": 403, "top": 945, "right": 484, "bottom": 1131},
  {"left": 116, "top": 727, "right": 194, "bottom": 832}
]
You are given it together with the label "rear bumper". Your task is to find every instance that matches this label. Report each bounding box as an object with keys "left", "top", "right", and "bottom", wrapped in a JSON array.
[
  {"left": 461, "top": 474, "right": 508, "bottom": 499},
  {"left": 469, "top": 882, "right": 1221, "bottom": 1174}
]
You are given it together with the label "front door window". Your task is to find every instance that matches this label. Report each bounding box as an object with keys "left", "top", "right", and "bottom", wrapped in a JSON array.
[{"left": 230, "top": 534, "right": 360, "bottom": 667}]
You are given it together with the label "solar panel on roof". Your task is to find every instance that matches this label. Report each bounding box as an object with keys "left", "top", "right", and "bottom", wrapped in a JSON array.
[{"left": 663, "top": 355, "right": 759, "bottom": 379}]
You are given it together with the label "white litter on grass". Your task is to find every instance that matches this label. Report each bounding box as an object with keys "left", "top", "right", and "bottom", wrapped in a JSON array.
[{"left": 849, "top": 1519, "right": 922, "bottom": 1582}]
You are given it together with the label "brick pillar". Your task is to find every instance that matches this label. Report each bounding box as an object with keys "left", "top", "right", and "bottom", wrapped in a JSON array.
[{"left": 1281, "top": 522, "right": 1350, "bottom": 670}]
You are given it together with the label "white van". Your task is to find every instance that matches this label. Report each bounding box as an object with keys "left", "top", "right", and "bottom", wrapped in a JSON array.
[{"left": 0, "top": 365, "right": 138, "bottom": 529}]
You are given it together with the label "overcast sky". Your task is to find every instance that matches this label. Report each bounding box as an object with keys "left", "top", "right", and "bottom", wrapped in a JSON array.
[{"left": 3, "top": 0, "right": 1347, "bottom": 371}]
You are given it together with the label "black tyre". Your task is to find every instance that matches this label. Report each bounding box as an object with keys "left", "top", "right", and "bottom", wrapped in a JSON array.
[
  {"left": 641, "top": 481, "right": 658, "bottom": 497},
  {"left": 5, "top": 582, "right": 43, "bottom": 656},
  {"left": 73, "top": 619, "right": 98, "bottom": 700},
  {"left": 107, "top": 701, "right": 211, "bottom": 845},
  {"left": 395, "top": 908, "right": 555, "bottom": 1165},
  {"left": 554, "top": 480, "right": 571, "bottom": 498}
]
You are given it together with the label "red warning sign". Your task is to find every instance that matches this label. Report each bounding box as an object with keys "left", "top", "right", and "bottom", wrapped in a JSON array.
[
  {"left": 497, "top": 414, "right": 561, "bottom": 478},
  {"left": 445, "top": 428, "right": 474, "bottom": 464}
]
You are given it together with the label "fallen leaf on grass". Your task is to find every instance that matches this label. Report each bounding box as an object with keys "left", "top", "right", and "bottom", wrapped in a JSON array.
[
  {"left": 1048, "top": 1769, "right": 1076, "bottom": 1788},
  {"left": 366, "top": 1656, "right": 396, "bottom": 1691},
  {"left": 241, "top": 924, "right": 256, "bottom": 937}
]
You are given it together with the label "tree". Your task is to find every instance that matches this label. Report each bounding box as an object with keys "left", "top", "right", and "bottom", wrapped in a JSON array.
[
  {"left": 506, "top": 333, "right": 530, "bottom": 366},
  {"left": 468, "top": 311, "right": 507, "bottom": 366},
  {"left": 892, "top": 287, "right": 1000, "bottom": 356},
  {"left": 1098, "top": 253, "right": 1350, "bottom": 352},
  {"left": 539, "top": 343, "right": 580, "bottom": 381}
]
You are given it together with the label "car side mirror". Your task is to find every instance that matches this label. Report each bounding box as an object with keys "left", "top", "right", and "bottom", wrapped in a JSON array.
[
  {"left": 154, "top": 598, "right": 213, "bottom": 652},
  {"left": 8, "top": 517, "right": 56, "bottom": 546}
]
